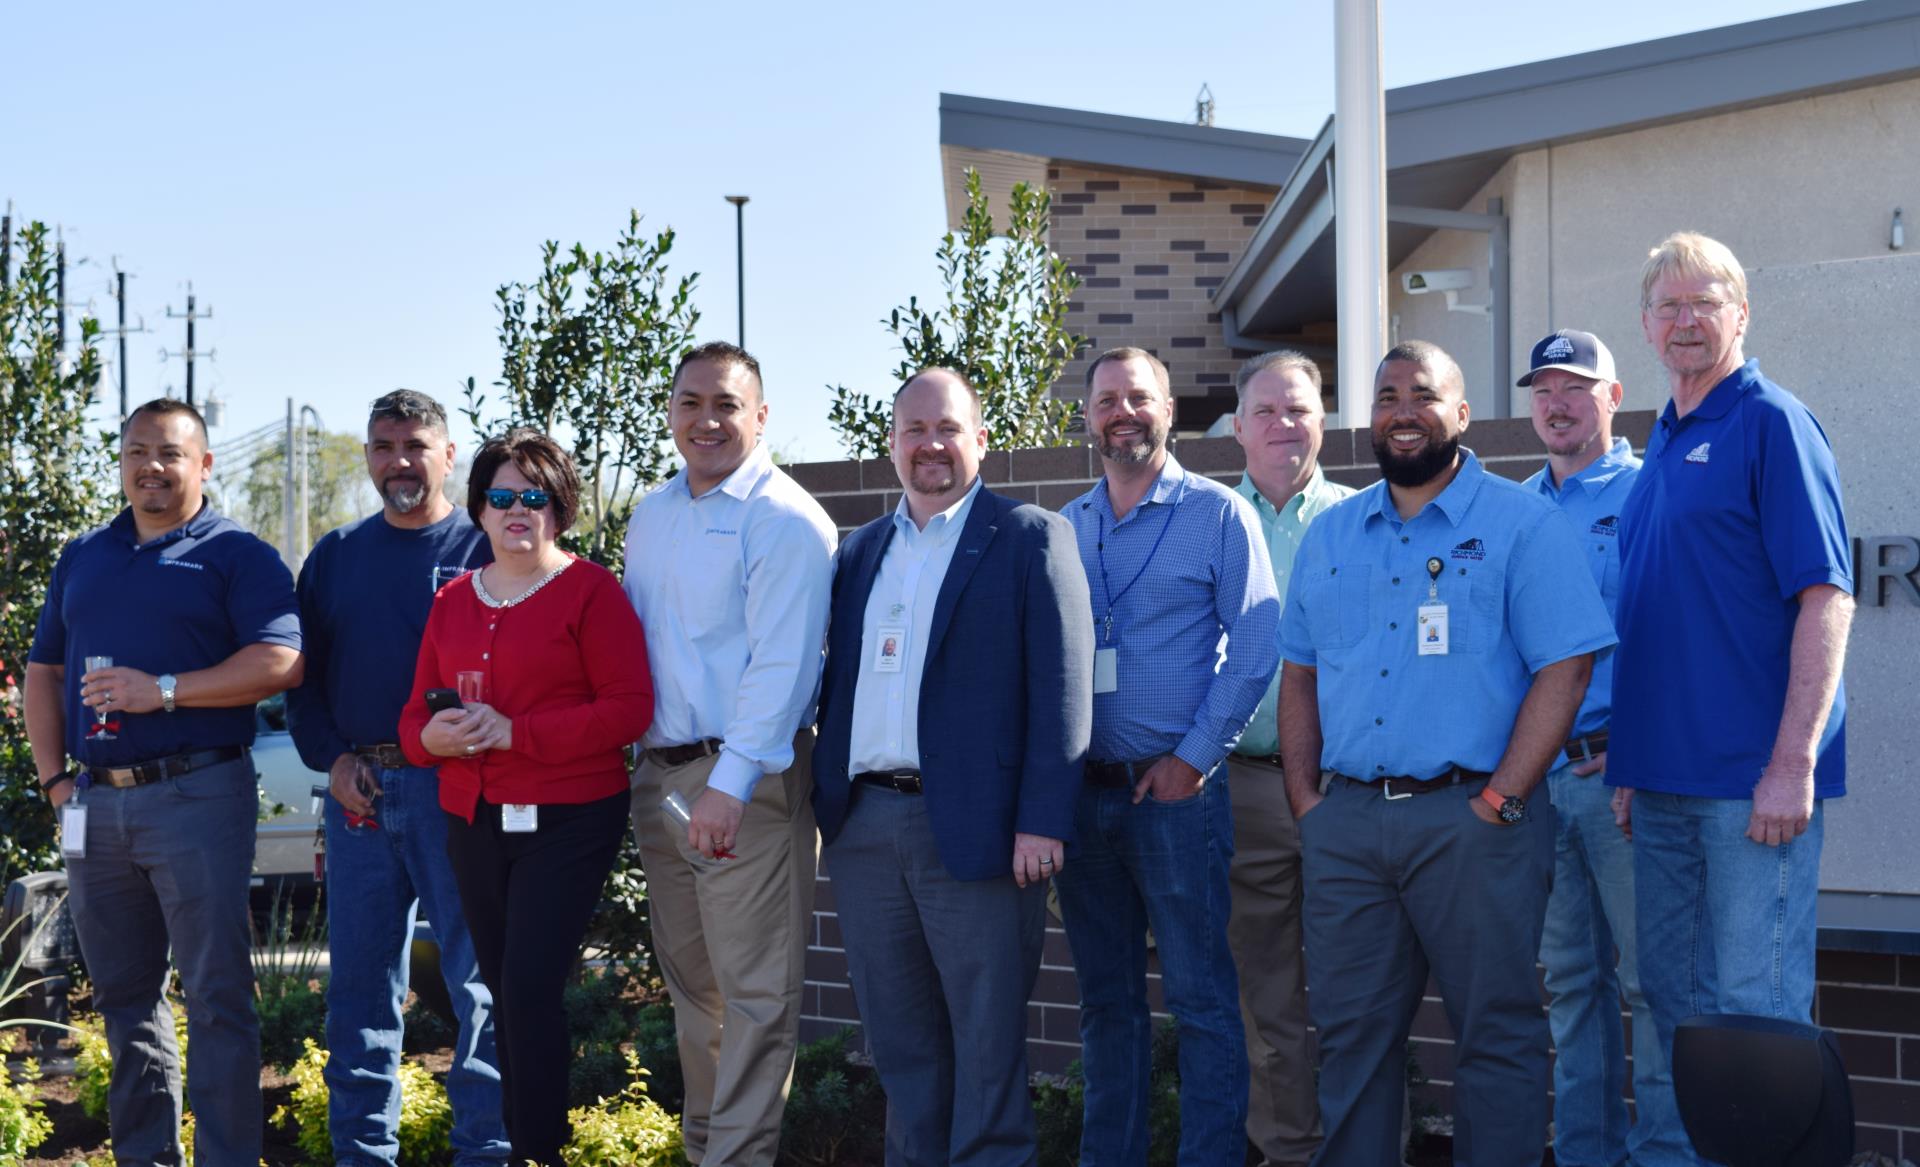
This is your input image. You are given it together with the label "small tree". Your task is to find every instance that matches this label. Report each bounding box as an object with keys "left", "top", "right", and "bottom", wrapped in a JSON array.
[
  {"left": 462, "top": 211, "right": 700, "bottom": 573},
  {"left": 0, "top": 218, "right": 117, "bottom": 874},
  {"left": 227, "top": 429, "right": 376, "bottom": 559},
  {"left": 829, "top": 168, "right": 1085, "bottom": 457}
]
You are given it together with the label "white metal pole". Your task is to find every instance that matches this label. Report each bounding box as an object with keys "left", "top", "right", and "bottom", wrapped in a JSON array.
[
  {"left": 1334, "top": 0, "right": 1388, "bottom": 427},
  {"left": 283, "top": 398, "right": 296, "bottom": 566}
]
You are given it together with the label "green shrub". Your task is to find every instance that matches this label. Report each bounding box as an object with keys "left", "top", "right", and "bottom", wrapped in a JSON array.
[
  {"left": 560, "top": 1048, "right": 686, "bottom": 1166},
  {"left": 272, "top": 1036, "right": 453, "bottom": 1167},
  {"left": 0, "top": 1057, "right": 53, "bottom": 1159},
  {"left": 252, "top": 883, "right": 329, "bottom": 1070},
  {"left": 630, "top": 1001, "right": 683, "bottom": 1116},
  {"left": 74, "top": 1003, "right": 189, "bottom": 1122},
  {"left": 256, "top": 975, "right": 327, "bottom": 1072},
  {"left": 1029, "top": 1019, "right": 1184, "bottom": 1166},
  {"left": 776, "top": 1028, "right": 884, "bottom": 1167},
  {"left": 565, "top": 962, "right": 653, "bottom": 1109},
  {"left": 401, "top": 991, "right": 457, "bottom": 1054}
]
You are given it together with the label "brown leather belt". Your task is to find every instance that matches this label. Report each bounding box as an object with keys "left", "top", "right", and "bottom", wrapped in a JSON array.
[
  {"left": 1564, "top": 731, "right": 1609, "bottom": 763},
  {"left": 355, "top": 743, "right": 410, "bottom": 769},
  {"left": 853, "top": 769, "right": 923, "bottom": 794},
  {"left": 1332, "top": 767, "right": 1491, "bottom": 800},
  {"left": 1084, "top": 755, "right": 1171, "bottom": 789},
  {"left": 85, "top": 746, "right": 248, "bottom": 789},
  {"left": 646, "top": 738, "right": 724, "bottom": 768}
]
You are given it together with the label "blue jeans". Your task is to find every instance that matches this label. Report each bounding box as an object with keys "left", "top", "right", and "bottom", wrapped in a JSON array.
[
  {"left": 1538, "top": 764, "right": 1676, "bottom": 1167},
  {"left": 1054, "top": 773, "right": 1246, "bottom": 1167},
  {"left": 326, "top": 766, "right": 508, "bottom": 1166},
  {"left": 1629, "top": 790, "right": 1824, "bottom": 1166}
]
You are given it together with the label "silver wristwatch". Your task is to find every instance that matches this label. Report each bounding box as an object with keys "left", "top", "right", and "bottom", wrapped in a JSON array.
[{"left": 157, "top": 674, "right": 178, "bottom": 714}]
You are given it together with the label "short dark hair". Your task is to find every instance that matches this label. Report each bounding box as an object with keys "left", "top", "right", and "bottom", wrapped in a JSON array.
[
  {"left": 122, "top": 397, "right": 208, "bottom": 447},
  {"left": 1085, "top": 346, "right": 1171, "bottom": 396},
  {"left": 367, "top": 389, "right": 449, "bottom": 435},
  {"left": 1376, "top": 340, "right": 1465, "bottom": 397},
  {"left": 673, "top": 341, "right": 763, "bottom": 397},
  {"left": 466, "top": 427, "right": 582, "bottom": 533},
  {"left": 891, "top": 366, "right": 983, "bottom": 427}
]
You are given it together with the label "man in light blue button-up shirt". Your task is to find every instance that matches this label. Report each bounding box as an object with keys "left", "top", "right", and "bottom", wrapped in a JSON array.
[
  {"left": 1278, "top": 340, "right": 1613, "bottom": 1167},
  {"left": 621, "top": 342, "right": 836, "bottom": 1167},
  {"left": 1057, "top": 347, "right": 1279, "bottom": 1167},
  {"left": 1517, "top": 328, "right": 1669, "bottom": 1167}
]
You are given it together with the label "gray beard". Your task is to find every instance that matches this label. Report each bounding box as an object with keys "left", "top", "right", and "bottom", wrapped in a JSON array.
[{"left": 385, "top": 481, "right": 430, "bottom": 513}]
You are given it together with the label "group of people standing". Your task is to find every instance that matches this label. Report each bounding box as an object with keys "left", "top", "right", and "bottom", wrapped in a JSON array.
[{"left": 21, "top": 227, "right": 1850, "bottom": 1167}]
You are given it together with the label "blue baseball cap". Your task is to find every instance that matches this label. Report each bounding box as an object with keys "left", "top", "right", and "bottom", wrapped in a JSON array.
[{"left": 1517, "top": 329, "right": 1616, "bottom": 387}]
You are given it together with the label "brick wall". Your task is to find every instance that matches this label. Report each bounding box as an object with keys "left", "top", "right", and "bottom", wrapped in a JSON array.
[
  {"left": 1044, "top": 163, "right": 1276, "bottom": 432},
  {"left": 782, "top": 415, "right": 1920, "bottom": 1157}
]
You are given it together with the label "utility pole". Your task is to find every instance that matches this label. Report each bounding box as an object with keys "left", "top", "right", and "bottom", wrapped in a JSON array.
[
  {"left": 1333, "top": 0, "right": 1388, "bottom": 428},
  {"left": 100, "top": 265, "right": 149, "bottom": 424},
  {"left": 725, "top": 195, "right": 749, "bottom": 347},
  {"left": 165, "top": 285, "right": 215, "bottom": 406},
  {"left": 55, "top": 236, "right": 66, "bottom": 357},
  {"left": 283, "top": 398, "right": 296, "bottom": 566},
  {"left": 296, "top": 405, "right": 322, "bottom": 557},
  {"left": 1, "top": 204, "right": 11, "bottom": 293}
]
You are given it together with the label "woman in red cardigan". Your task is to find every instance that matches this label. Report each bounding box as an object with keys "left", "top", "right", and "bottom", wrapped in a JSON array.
[{"left": 400, "top": 427, "right": 651, "bottom": 1166}]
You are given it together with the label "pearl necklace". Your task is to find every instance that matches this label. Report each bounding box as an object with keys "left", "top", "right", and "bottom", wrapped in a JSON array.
[{"left": 473, "top": 559, "right": 572, "bottom": 609}]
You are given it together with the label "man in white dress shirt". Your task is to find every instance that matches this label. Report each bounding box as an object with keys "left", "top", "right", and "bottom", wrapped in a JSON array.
[{"left": 622, "top": 341, "right": 837, "bottom": 1167}]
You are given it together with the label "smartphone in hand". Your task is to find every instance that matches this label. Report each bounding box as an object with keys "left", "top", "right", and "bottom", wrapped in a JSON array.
[{"left": 424, "top": 688, "right": 463, "bottom": 715}]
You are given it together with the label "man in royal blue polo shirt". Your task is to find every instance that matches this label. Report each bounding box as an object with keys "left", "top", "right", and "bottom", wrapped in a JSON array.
[
  {"left": 288, "top": 389, "right": 507, "bottom": 1166},
  {"left": 1057, "top": 346, "right": 1279, "bottom": 1167},
  {"left": 1611, "top": 233, "right": 1854, "bottom": 1164},
  {"left": 24, "top": 397, "right": 304, "bottom": 1166},
  {"left": 1279, "top": 340, "right": 1615, "bottom": 1167},
  {"left": 1517, "top": 329, "right": 1675, "bottom": 1167}
]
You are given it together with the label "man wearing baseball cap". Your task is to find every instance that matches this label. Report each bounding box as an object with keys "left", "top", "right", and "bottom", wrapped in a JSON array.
[{"left": 1518, "top": 329, "right": 1667, "bottom": 1167}]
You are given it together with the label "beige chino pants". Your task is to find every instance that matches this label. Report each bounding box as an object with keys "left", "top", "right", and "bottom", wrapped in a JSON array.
[
  {"left": 1226, "top": 753, "right": 1323, "bottom": 1166},
  {"left": 631, "top": 731, "right": 819, "bottom": 1167}
]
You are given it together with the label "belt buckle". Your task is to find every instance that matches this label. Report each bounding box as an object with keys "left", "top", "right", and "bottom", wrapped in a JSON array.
[{"left": 1382, "top": 778, "right": 1413, "bottom": 801}]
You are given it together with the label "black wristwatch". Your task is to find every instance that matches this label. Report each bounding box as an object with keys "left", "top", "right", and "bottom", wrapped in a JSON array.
[{"left": 1479, "top": 784, "right": 1527, "bottom": 824}]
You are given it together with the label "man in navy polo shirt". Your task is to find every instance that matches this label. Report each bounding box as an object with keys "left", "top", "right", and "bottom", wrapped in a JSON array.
[
  {"left": 1279, "top": 340, "right": 1615, "bottom": 1167},
  {"left": 24, "top": 397, "right": 304, "bottom": 1166},
  {"left": 1610, "top": 233, "right": 1853, "bottom": 1164},
  {"left": 288, "top": 389, "right": 507, "bottom": 1166},
  {"left": 1517, "top": 329, "right": 1674, "bottom": 1167}
]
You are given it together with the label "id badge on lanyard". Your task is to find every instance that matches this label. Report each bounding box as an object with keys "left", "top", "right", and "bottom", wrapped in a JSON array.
[{"left": 1416, "top": 557, "right": 1449, "bottom": 656}]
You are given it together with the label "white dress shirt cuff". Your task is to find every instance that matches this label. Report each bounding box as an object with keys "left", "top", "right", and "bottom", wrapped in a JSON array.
[{"left": 706, "top": 749, "right": 765, "bottom": 803}]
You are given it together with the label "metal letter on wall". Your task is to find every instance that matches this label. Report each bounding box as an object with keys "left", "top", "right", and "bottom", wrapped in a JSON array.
[{"left": 1853, "top": 536, "right": 1920, "bottom": 607}]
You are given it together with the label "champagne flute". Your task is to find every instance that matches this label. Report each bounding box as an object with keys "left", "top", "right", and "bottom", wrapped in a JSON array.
[{"left": 83, "top": 655, "right": 116, "bottom": 741}]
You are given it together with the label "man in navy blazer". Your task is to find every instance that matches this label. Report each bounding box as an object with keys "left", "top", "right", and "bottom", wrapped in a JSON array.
[{"left": 813, "top": 368, "right": 1094, "bottom": 1167}]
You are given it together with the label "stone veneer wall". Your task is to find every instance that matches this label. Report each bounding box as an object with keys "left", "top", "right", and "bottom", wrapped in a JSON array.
[
  {"left": 1045, "top": 162, "right": 1275, "bottom": 430},
  {"left": 781, "top": 412, "right": 1920, "bottom": 1159}
]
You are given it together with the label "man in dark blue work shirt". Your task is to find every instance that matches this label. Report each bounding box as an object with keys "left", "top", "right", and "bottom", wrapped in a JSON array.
[
  {"left": 1610, "top": 233, "right": 1854, "bottom": 1165},
  {"left": 287, "top": 389, "right": 506, "bottom": 1166},
  {"left": 25, "top": 397, "right": 304, "bottom": 1166}
]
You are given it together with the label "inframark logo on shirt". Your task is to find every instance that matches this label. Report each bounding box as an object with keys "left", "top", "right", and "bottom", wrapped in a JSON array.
[{"left": 1685, "top": 442, "right": 1712, "bottom": 464}]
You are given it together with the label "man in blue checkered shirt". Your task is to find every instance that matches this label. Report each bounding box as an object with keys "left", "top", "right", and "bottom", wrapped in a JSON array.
[{"left": 1056, "top": 346, "right": 1280, "bottom": 1167}]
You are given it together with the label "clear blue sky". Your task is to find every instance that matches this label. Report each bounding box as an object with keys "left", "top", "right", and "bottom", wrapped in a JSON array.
[{"left": 11, "top": 0, "right": 1842, "bottom": 472}]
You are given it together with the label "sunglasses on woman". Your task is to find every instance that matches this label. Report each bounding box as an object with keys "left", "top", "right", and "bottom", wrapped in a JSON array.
[{"left": 485, "top": 488, "right": 551, "bottom": 510}]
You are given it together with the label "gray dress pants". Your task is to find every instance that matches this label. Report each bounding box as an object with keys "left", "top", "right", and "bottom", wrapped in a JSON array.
[{"left": 67, "top": 755, "right": 263, "bottom": 1167}]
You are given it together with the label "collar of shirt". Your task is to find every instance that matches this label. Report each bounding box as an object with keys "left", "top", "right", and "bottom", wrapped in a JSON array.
[
  {"left": 1235, "top": 465, "right": 1344, "bottom": 529},
  {"left": 109, "top": 499, "right": 220, "bottom": 549},
  {"left": 674, "top": 441, "right": 775, "bottom": 502},
  {"left": 1660, "top": 357, "right": 1761, "bottom": 431},
  {"left": 890, "top": 475, "right": 983, "bottom": 546},
  {"left": 1361, "top": 447, "right": 1487, "bottom": 532},
  {"left": 1091, "top": 454, "right": 1188, "bottom": 526},
  {"left": 1531, "top": 436, "right": 1638, "bottom": 500}
]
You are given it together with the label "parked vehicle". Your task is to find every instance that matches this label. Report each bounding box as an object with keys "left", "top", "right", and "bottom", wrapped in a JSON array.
[{"left": 253, "top": 694, "right": 320, "bottom": 887}]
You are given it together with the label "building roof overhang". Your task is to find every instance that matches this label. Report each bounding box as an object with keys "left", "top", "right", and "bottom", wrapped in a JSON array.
[{"left": 1214, "top": 0, "right": 1920, "bottom": 337}]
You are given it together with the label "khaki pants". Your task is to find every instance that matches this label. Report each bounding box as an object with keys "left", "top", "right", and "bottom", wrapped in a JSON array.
[
  {"left": 632, "top": 732, "right": 819, "bottom": 1167},
  {"left": 1226, "top": 754, "right": 1322, "bottom": 1166}
]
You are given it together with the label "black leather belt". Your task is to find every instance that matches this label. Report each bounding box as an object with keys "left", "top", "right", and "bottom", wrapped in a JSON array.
[
  {"left": 85, "top": 746, "right": 248, "bottom": 790},
  {"left": 1564, "top": 731, "right": 1609, "bottom": 762},
  {"left": 1332, "top": 767, "right": 1490, "bottom": 800},
  {"left": 647, "top": 738, "right": 724, "bottom": 768},
  {"left": 355, "top": 743, "right": 409, "bottom": 769},
  {"left": 853, "top": 769, "right": 923, "bottom": 794},
  {"left": 1084, "top": 756, "right": 1169, "bottom": 789}
]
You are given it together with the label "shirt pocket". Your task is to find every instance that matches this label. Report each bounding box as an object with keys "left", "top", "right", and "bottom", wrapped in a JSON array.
[
  {"left": 1452, "top": 561, "right": 1506, "bottom": 655},
  {"left": 1305, "top": 564, "right": 1371, "bottom": 651}
]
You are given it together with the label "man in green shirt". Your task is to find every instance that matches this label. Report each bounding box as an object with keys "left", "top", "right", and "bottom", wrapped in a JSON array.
[{"left": 1228, "top": 349, "right": 1355, "bottom": 1167}]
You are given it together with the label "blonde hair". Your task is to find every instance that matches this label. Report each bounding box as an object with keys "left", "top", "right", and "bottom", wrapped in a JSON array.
[{"left": 1640, "top": 231, "right": 1747, "bottom": 307}]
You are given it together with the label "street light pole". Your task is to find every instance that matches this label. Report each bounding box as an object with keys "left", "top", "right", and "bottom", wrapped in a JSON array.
[{"left": 725, "top": 195, "right": 749, "bottom": 347}]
